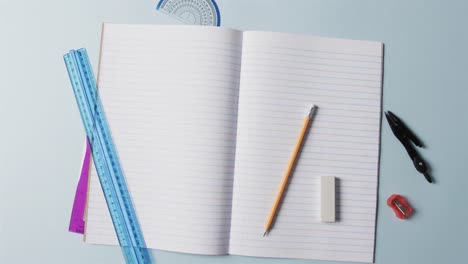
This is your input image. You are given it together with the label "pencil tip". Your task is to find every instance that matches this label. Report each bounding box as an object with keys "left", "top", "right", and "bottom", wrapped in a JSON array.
[
  {"left": 424, "top": 173, "right": 433, "bottom": 183},
  {"left": 309, "top": 105, "right": 318, "bottom": 118},
  {"left": 263, "top": 231, "right": 268, "bottom": 237}
]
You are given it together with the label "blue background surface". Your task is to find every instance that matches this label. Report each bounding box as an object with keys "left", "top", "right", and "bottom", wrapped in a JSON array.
[{"left": 0, "top": 0, "right": 467, "bottom": 263}]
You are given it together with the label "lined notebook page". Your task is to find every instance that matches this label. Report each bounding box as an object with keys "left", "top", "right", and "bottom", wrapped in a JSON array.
[
  {"left": 85, "top": 24, "right": 243, "bottom": 255},
  {"left": 229, "top": 31, "right": 383, "bottom": 262}
]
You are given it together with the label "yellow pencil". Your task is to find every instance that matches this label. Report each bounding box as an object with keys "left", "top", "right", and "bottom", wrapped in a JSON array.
[{"left": 264, "top": 105, "right": 317, "bottom": 236}]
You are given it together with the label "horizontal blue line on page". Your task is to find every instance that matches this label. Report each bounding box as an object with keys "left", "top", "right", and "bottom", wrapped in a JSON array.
[
  {"left": 232, "top": 187, "right": 376, "bottom": 199},
  {"left": 104, "top": 43, "right": 242, "bottom": 55},
  {"left": 241, "top": 129, "right": 379, "bottom": 141},
  {"left": 118, "top": 140, "right": 378, "bottom": 158},
  {"left": 132, "top": 207, "right": 232, "bottom": 218},
  {"left": 241, "top": 56, "right": 381, "bottom": 70},
  {"left": 233, "top": 180, "right": 376, "bottom": 191},
  {"left": 238, "top": 149, "right": 377, "bottom": 159},
  {"left": 230, "top": 226, "right": 374, "bottom": 236},
  {"left": 116, "top": 129, "right": 237, "bottom": 141},
  {"left": 131, "top": 181, "right": 234, "bottom": 192},
  {"left": 241, "top": 68, "right": 381, "bottom": 85},
  {"left": 242, "top": 136, "right": 378, "bottom": 147},
  {"left": 244, "top": 62, "right": 382, "bottom": 77},
  {"left": 234, "top": 150, "right": 378, "bottom": 162},
  {"left": 137, "top": 199, "right": 232, "bottom": 208},
  {"left": 238, "top": 106, "right": 381, "bottom": 122},
  {"left": 102, "top": 74, "right": 241, "bottom": 86},
  {"left": 100, "top": 78, "right": 240, "bottom": 91},
  {"left": 126, "top": 159, "right": 377, "bottom": 172},
  {"left": 236, "top": 211, "right": 374, "bottom": 221},
  {"left": 232, "top": 192, "right": 376, "bottom": 203},
  {"left": 149, "top": 182, "right": 376, "bottom": 200},
  {"left": 138, "top": 231, "right": 230, "bottom": 241},
  {"left": 113, "top": 114, "right": 379, "bottom": 136},
  {"left": 235, "top": 155, "right": 377, "bottom": 165},
  {"left": 153, "top": 241, "right": 230, "bottom": 248},
  {"left": 242, "top": 86, "right": 380, "bottom": 100},
  {"left": 236, "top": 177, "right": 377, "bottom": 186},
  {"left": 104, "top": 94, "right": 379, "bottom": 119},
  {"left": 240, "top": 113, "right": 379, "bottom": 127},
  {"left": 241, "top": 180, "right": 376, "bottom": 190},
  {"left": 125, "top": 169, "right": 232, "bottom": 182},
  {"left": 103, "top": 97, "right": 237, "bottom": 110},
  {"left": 103, "top": 67, "right": 242, "bottom": 81},
  {"left": 105, "top": 37, "right": 243, "bottom": 47},
  {"left": 123, "top": 167, "right": 377, "bottom": 185},
  {"left": 107, "top": 108, "right": 380, "bottom": 129},
  {"left": 143, "top": 225, "right": 231, "bottom": 234},
  {"left": 235, "top": 204, "right": 376, "bottom": 216},
  {"left": 230, "top": 237, "right": 373, "bottom": 248},
  {"left": 117, "top": 121, "right": 378, "bottom": 139},
  {"left": 238, "top": 123, "right": 380, "bottom": 138},
  {"left": 240, "top": 98, "right": 380, "bottom": 111},
  {"left": 125, "top": 175, "right": 375, "bottom": 194},
  {"left": 102, "top": 58, "right": 242, "bottom": 71},
  {"left": 240, "top": 83, "right": 381, "bottom": 98},
  {"left": 240, "top": 102, "right": 381, "bottom": 116},
  {"left": 121, "top": 150, "right": 377, "bottom": 168},
  {"left": 104, "top": 50, "right": 243, "bottom": 62},
  {"left": 233, "top": 188, "right": 375, "bottom": 198},
  {"left": 244, "top": 43, "right": 381, "bottom": 58},
  {"left": 243, "top": 49, "right": 381, "bottom": 64},
  {"left": 102, "top": 45, "right": 242, "bottom": 57},
  {"left": 106, "top": 107, "right": 239, "bottom": 121},
  {"left": 241, "top": 90, "right": 380, "bottom": 105},
  {"left": 90, "top": 206, "right": 231, "bottom": 224},
  {"left": 238, "top": 122, "right": 380, "bottom": 133},
  {"left": 88, "top": 236, "right": 230, "bottom": 250},
  {"left": 229, "top": 243, "right": 373, "bottom": 254},
  {"left": 104, "top": 55, "right": 242, "bottom": 69},
  {"left": 242, "top": 74, "right": 380, "bottom": 91},
  {"left": 233, "top": 219, "right": 374, "bottom": 228},
  {"left": 117, "top": 125, "right": 380, "bottom": 146},
  {"left": 236, "top": 201, "right": 376, "bottom": 210}
]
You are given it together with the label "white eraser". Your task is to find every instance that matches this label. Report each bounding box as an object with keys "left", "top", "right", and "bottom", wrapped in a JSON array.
[{"left": 321, "top": 176, "right": 336, "bottom": 222}]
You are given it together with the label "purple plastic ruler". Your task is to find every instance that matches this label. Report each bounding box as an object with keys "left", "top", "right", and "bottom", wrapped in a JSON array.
[{"left": 68, "top": 139, "right": 91, "bottom": 234}]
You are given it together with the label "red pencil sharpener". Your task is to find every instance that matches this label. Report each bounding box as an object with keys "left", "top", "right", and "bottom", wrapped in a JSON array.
[{"left": 387, "top": 194, "right": 413, "bottom": 219}]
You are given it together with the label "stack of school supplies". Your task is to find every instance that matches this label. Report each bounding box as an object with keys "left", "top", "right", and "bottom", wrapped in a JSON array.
[{"left": 65, "top": 24, "right": 383, "bottom": 263}]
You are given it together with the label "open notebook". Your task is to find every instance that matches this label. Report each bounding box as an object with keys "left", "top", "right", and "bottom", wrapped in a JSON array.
[{"left": 85, "top": 24, "right": 383, "bottom": 263}]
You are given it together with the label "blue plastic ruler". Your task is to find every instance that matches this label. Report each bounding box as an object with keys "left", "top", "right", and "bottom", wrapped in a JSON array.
[
  {"left": 156, "top": 0, "right": 220, "bottom": 26},
  {"left": 64, "top": 49, "right": 153, "bottom": 264}
]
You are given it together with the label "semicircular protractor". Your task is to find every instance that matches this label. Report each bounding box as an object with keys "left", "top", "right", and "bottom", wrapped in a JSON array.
[{"left": 156, "top": 0, "right": 221, "bottom": 26}]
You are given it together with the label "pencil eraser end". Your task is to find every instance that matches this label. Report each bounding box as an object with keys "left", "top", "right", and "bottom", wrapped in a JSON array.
[{"left": 321, "top": 176, "right": 336, "bottom": 222}]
